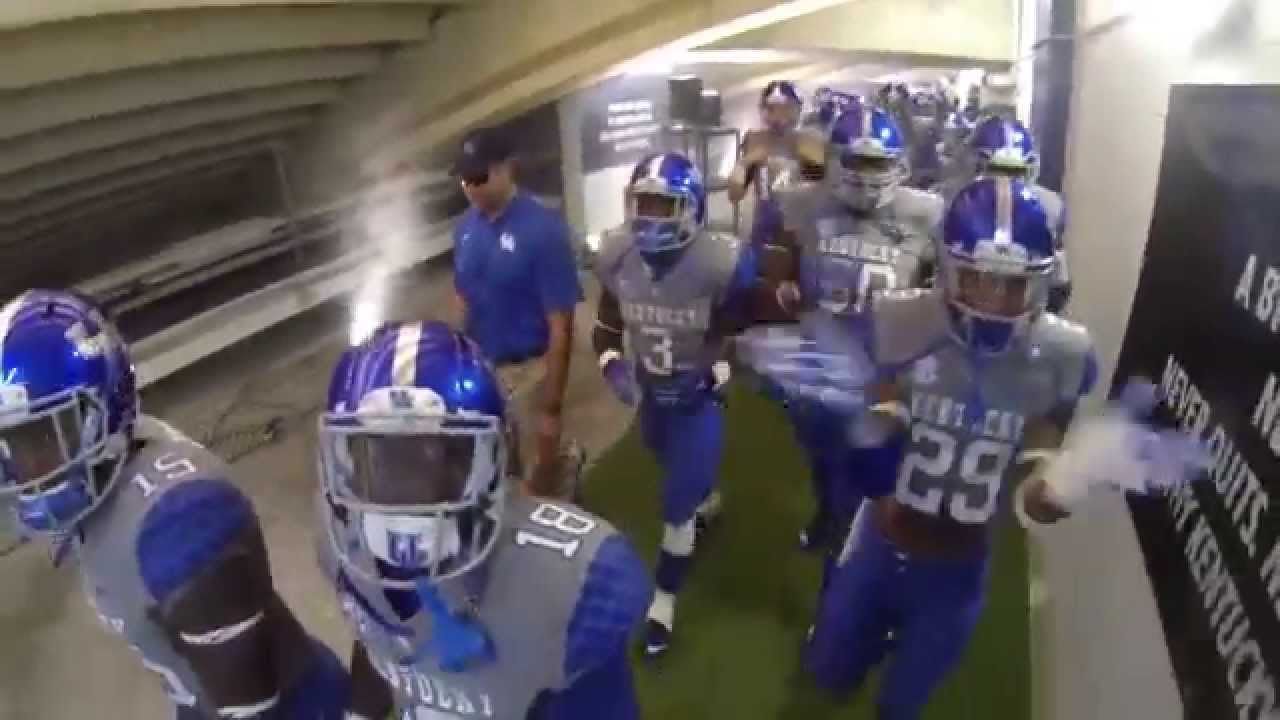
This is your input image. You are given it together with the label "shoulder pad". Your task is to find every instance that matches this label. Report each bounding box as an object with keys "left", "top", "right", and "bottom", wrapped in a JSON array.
[
  {"left": 702, "top": 229, "right": 742, "bottom": 250},
  {"left": 871, "top": 289, "right": 950, "bottom": 368},
  {"left": 136, "top": 477, "right": 257, "bottom": 604},
  {"left": 1031, "top": 313, "right": 1097, "bottom": 400},
  {"left": 793, "top": 130, "right": 826, "bottom": 165},
  {"left": 593, "top": 226, "right": 632, "bottom": 281},
  {"left": 690, "top": 230, "right": 746, "bottom": 289},
  {"left": 890, "top": 187, "right": 945, "bottom": 226}
]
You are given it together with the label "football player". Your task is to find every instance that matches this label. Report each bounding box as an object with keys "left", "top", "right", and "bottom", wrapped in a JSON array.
[
  {"left": 938, "top": 116, "right": 1072, "bottom": 311},
  {"left": 316, "top": 321, "right": 652, "bottom": 720},
  {"left": 761, "top": 106, "right": 944, "bottom": 560},
  {"left": 879, "top": 84, "right": 952, "bottom": 191},
  {"left": 802, "top": 178, "right": 1205, "bottom": 719},
  {"left": 728, "top": 80, "right": 826, "bottom": 268},
  {"left": 0, "top": 290, "right": 348, "bottom": 719},
  {"left": 804, "top": 87, "right": 862, "bottom": 135},
  {"left": 593, "top": 152, "right": 757, "bottom": 657}
]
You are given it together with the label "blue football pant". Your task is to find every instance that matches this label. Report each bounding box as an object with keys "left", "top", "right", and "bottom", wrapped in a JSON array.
[
  {"left": 174, "top": 638, "right": 350, "bottom": 720},
  {"left": 788, "top": 400, "right": 857, "bottom": 540},
  {"left": 639, "top": 395, "right": 723, "bottom": 596},
  {"left": 805, "top": 512, "right": 988, "bottom": 720}
]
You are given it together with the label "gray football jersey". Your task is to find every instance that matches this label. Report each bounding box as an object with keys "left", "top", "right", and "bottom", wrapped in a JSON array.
[
  {"left": 872, "top": 290, "right": 1094, "bottom": 526},
  {"left": 744, "top": 128, "right": 823, "bottom": 205},
  {"left": 595, "top": 227, "right": 744, "bottom": 378},
  {"left": 783, "top": 186, "right": 942, "bottom": 319},
  {"left": 322, "top": 494, "right": 619, "bottom": 720},
  {"left": 76, "top": 416, "right": 236, "bottom": 713}
]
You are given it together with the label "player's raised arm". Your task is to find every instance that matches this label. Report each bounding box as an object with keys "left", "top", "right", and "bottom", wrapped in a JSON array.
[{"left": 138, "top": 480, "right": 316, "bottom": 719}]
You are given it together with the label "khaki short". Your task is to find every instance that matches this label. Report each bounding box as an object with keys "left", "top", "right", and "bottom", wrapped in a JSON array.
[{"left": 496, "top": 357, "right": 584, "bottom": 499}]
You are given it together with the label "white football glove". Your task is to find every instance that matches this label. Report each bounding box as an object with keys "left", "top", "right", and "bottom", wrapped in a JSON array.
[
  {"left": 1041, "top": 409, "right": 1211, "bottom": 510},
  {"left": 712, "top": 360, "right": 732, "bottom": 392}
]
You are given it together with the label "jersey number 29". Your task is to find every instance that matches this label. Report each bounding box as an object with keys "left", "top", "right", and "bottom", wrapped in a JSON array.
[{"left": 897, "top": 425, "right": 1013, "bottom": 524}]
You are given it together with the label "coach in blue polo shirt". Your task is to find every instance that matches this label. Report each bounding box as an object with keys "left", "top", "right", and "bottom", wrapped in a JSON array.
[{"left": 451, "top": 126, "right": 583, "bottom": 497}]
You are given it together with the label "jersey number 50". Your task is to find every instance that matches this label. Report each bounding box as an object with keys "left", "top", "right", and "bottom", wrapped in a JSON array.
[{"left": 896, "top": 425, "right": 1013, "bottom": 525}]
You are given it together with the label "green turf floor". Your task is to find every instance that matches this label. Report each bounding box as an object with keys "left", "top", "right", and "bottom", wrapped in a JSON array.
[{"left": 579, "top": 387, "right": 1031, "bottom": 720}]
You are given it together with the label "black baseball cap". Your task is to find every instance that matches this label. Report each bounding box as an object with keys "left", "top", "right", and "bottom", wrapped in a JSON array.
[{"left": 452, "top": 127, "right": 515, "bottom": 177}]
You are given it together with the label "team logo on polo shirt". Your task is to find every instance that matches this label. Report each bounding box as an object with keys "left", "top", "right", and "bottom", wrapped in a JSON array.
[{"left": 500, "top": 232, "right": 516, "bottom": 252}]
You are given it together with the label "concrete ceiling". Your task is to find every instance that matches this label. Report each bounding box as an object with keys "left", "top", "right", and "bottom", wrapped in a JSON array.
[{"left": 0, "top": 0, "right": 478, "bottom": 248}]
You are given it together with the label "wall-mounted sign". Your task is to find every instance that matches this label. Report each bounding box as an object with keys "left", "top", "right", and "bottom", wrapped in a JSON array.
[
  {"left": 577, "top": 75, "right": 668, "bottom": 174},
  {"left": 1113, "top": 84, "right": 1280, "bottom": 720}
]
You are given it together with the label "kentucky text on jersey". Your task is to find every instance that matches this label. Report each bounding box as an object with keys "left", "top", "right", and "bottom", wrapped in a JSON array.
[
  {"left": 369, "top": 653, "right": 496, "bottom": 718},
  {"left": 817, "top": 234, "right": 901, "bottom": 263},
  {"left": 620, "top": 302, "right": 707, "bottom": 330},
  {"left": 910, "top": 392, "right": 1027, "bottom": 444}
]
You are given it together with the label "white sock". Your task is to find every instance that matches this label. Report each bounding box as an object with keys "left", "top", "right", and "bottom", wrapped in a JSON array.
[
  {"left": 661, "top": 520, "right": 696, "bottom": 557},
  {"left": 695, "top": 490, "right": 723, "bottom": 520},
  {"left": 647, "top": 590, "right": 675, "bottom": 630}
]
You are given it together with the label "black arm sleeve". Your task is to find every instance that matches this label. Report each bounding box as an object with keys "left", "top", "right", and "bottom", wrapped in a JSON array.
[
  {"left": 150, "top": 520, "right": 314, "bottom": 718},
  {"left": 349, "top": 640, "right": 394, "bottom": 719},
  {"left": 593, "top": 289, "right": 625, "bottom": 356}
]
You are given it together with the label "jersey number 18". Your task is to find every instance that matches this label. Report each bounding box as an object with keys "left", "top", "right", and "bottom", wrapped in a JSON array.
[{"left": 514, "top": 504, "right": 597, "bottom": 559}]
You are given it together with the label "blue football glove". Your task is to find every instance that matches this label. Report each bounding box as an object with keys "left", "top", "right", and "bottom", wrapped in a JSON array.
[
  {"left": 599, "top": 351, "right": 638, "bottom": 406},
  {"left": 404, "top": 579, "right": 495, "bottom": 673}
]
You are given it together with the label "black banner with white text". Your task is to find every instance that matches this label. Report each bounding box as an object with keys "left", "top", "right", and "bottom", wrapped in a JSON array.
[{"left": 1113, "top": 84, "right": 1280, "bottom": 720}]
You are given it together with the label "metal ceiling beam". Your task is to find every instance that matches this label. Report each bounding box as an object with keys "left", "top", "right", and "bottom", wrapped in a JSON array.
[
  {"left": 0, "top": 141, "right": 281, "bottom": 228},
  {"left": 2, "top": 5, "right": 433, "bottom": 91},
  {"left": 0, "top": 1, "right": 468, "bottom": 31},
  {"left": 0, "top": 113, "right": 310, "bottom": 202},
  {"left": 8, "top": 163, "right": 253, "bottom": 247},
  {"left": 1, "top": 50, "right": 376, "bottom": 141},
  {"left": 704, "top": 0, "right": 1016, "bottom": 62},
  {"left": 0, "top": 83, "right": 339, "bottom": 176}
]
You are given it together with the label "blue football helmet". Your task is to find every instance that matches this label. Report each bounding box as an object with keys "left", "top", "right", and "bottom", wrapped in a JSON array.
[
  {"left": 0, "top": 290, "right": 137, "bottom": 534},
  {"left": 319, "top": 321, "right": 509, "bottom": 589},
  {"left": 626, "top": 152, "right": 706, "bottom": 272},
  {"left": 813, "top": 89, "right": 862, "bottom": 131},
  {"left": 829, "top": 106, "right": 909, "bottom": 212},
  {"left": 940, "top": 177, "right": 1057, "bottom": 354},
  {"left": 971, "top": 116, "right": 1039, "bottom": 181}
]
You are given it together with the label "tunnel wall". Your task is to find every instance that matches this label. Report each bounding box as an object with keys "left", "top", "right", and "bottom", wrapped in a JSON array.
[{"left": 1038, "top": 2, "right": 1280, "bottom": 719}]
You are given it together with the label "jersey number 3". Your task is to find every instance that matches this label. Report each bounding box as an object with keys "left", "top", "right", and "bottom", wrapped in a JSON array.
[
  {"left": 514, "top": 504, "right": 597, "bottom": 558},
  {"left": 897, "top": 425, "right": 1012, "bottom": 524},
  {"left": 640, "top": 327, "right": 674, "bottom": 376}
]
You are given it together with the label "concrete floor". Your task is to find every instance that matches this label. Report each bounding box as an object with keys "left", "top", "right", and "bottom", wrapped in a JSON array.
[{"left": 0, "top": 263, "right": 632, "bottom": 720}]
